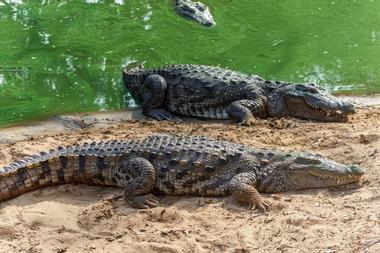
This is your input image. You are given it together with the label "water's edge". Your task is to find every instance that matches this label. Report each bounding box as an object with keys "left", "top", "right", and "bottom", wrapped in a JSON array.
[
  {"left": 337, "top": 95, "right": 380, "bottom": 106},
  {"left": 0, "top": 95, "right": 378, "bottom": 144}
]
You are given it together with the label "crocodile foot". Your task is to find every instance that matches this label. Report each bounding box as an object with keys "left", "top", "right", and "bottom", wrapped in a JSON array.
[
  {"left": 144, "top": 109, "right": 179, "bottom": 121},
  {"left": 248, "top": 198, "right": 271, "bottom": 212},
  {"left": 231, "top": 184, "right": 271, "bottom": 212},
  {"left": 125, "top": 194, "right": 159, "bottom": 209},
  {"left": 239, "top": 117, "right": 258, "bottom": 127}
]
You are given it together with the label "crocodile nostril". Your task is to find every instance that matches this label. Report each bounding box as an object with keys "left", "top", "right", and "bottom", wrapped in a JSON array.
[
  {"left": 338, "top": 102, "right": 356, "bottom": 114},
  {"left": 346, "top": 104, "right": 355, "bottom": 113},
  {"left": 350, "top": 165, "right": 365, "bottom": 175}
]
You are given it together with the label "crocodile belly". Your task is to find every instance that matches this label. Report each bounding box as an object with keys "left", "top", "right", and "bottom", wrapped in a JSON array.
[{"left": 169, "top": 103, "right": 230, "bottom": 119}]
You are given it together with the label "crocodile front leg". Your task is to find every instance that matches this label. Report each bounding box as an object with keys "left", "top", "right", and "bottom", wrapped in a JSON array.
[
  {"left": 115, "top": 157, "right": 159, "bottom": 209},
  {"left": 226, "top": 99, "right": 266, "bottom": 126},
  {"left": 229, "top": 172, "right": 270, "bottom": 211},
  {"left": 141, "top": 74, "right": 175, "bottom": 120}
]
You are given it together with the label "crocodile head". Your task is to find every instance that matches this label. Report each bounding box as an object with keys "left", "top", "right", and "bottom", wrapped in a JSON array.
[
  {"left": 174, "top": 0, "right": 216, "bottom": 27},
  {"left": 267, "top": 83, "right": 355, "bottom": 122},
  {"left": 257, "top": 152, "right": 364, "bottom": 192}
]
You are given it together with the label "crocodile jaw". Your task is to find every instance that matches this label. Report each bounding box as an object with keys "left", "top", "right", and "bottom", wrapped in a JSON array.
[
  {"left": 285, "top": 96, "right": 355, "bottom": 122},
  {"left": 268, "top": 83, "right": 356, "bottom": 122},
  {"left": 285, "top": 166, "right": 364, "bottom": 189},
  {"left": 258, "top": 153, "right": 364, "bottom": 192}
]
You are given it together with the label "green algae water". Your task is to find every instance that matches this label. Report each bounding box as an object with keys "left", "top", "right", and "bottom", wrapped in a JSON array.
[{"left": 0, "top": 0, "right": 380, "bottom": 127}]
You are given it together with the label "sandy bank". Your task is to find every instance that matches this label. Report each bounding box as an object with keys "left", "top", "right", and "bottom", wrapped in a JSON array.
[{"left": 0, "top": 97, "right": 379, "bottom": 253}]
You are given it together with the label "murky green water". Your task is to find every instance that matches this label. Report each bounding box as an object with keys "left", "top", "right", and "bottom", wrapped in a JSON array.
[{"left": 0, "top": 0, "right": 379, "bottom": 127}]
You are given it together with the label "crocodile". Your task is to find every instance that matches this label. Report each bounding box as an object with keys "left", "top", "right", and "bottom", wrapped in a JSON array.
[
  {"left": 0, "top": 134, "right": 364, "bottom": 211},
  {"left": 174, "top": 0, "right": 216, "bottom": 27},
  {"left": 123, "top": 64, "right": 356, "bottom": 124}
]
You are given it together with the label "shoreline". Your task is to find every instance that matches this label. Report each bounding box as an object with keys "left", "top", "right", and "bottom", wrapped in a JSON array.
[
  {"left": 337, "top": 94, "right": 380, "bottom": 106},
  {"left": 0, "top": 95, "right": 379, "bottom": 144}
]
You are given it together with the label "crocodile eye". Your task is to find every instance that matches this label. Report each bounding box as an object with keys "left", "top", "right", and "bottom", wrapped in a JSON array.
[
  {"left": 195, "top": 3, "right": 206, "bottom": 11},
  {"left": 295, "top": 84, "right": 318, "bottom": 94},
  {"left": 294, "top": 156, "right": 322, "bottom": 164}
]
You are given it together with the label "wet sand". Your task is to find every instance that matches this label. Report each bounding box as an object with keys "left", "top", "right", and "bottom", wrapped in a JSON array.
[{"left": 0, "top": 97, "right": 379, "bottom": 253}]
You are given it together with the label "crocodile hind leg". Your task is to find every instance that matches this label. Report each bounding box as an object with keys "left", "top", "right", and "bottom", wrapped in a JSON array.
[
  {"left": 228, "top": 172, "right": 270, "bottom": 211},
  {"left": 141, "top": 74, "right": 175, "bottom": 120},
  {"left": 226, "top": 99, "right": 266, "bottom": 126},
  {"left": 116, "top": 157, "right": 158, "bottom": 209}
]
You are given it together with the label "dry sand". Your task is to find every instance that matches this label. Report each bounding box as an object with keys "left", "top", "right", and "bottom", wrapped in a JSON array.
[{"left": 0, "top": 105, "right": 379, "bottom": 253}]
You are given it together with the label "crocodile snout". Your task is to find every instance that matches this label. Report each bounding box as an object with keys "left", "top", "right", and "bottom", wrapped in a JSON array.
[
  {"left": 339, "top": 101, "right": 356, "bottom": 114},
  {"left": 349, "top": 165, "right": 365, "bottom": 176}
]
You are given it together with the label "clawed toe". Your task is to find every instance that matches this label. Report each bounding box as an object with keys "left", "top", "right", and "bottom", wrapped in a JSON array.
[
  {"left": 239, "top": 117, "right": 257, "bottom": 127},
  {"left": 156, "top": 112, "right": 170, "bottom": 120},
  {"left": 126, "top": 194, "right": 159, "bottom": 209},
  {"left": 145, "top": 109, "right": 179, "bottom": 121},
  {"left": 248, "top": 199, "right": 271, "bottom": 212},
  {"left": 145, "top": 194, "right": 159, "bottom": 205},
  {"left": 257, "top": 200, "right": 271, "bottom": 212}
]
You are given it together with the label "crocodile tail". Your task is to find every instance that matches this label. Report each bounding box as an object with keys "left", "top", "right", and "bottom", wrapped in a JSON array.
[
  {"left": 0, "top": 140, "right": 139, "bottom": 202},
  {"left": 0, "top": 149, "right": 61, "bottom": 201},
  {"left": 0, "top": 144, "right": 114, "bottom": 202}
]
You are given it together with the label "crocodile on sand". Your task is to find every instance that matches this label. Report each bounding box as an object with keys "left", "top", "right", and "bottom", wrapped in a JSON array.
[
  {"left": 174, "top": 0, "right": 216, "bottom": 27},
  {"left": 123, "top": 64, "right": 356, "bottom": 124},
  {"left": 0, "top": 134, "right": 364, "bottom": 211}
]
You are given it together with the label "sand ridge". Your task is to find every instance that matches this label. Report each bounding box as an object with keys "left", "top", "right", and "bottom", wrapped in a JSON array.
[{"left": 0, "top": 106, "right": 379, "bottom": 253}]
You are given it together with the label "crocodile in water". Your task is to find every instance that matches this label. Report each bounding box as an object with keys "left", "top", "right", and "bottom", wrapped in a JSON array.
[{"left": 174, "top": 0, "right": 216, "bottom": 27}]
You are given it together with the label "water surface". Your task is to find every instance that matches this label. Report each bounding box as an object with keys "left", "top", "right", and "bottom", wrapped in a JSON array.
[{"left": 0, "top": 0, "right": 379, "bottom": 126}]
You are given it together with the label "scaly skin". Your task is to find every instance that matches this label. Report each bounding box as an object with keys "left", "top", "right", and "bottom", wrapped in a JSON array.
[
  {"left": 174, "top": 0, "right": 216, "bottom": 27},
  {"left": 123, "top": 64, "right": 356, "bottom": 123},
  {"left": 0, "top": 134, "right": 364, "bottom": 211}
]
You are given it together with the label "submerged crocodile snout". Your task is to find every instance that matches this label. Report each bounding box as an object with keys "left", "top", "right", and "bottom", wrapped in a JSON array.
[
  {"left": 203, "top": 19, "right": 216, "bottom": 27},
  {"left": 174, "top": 0, "right": 216, "bottom": 27}
]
